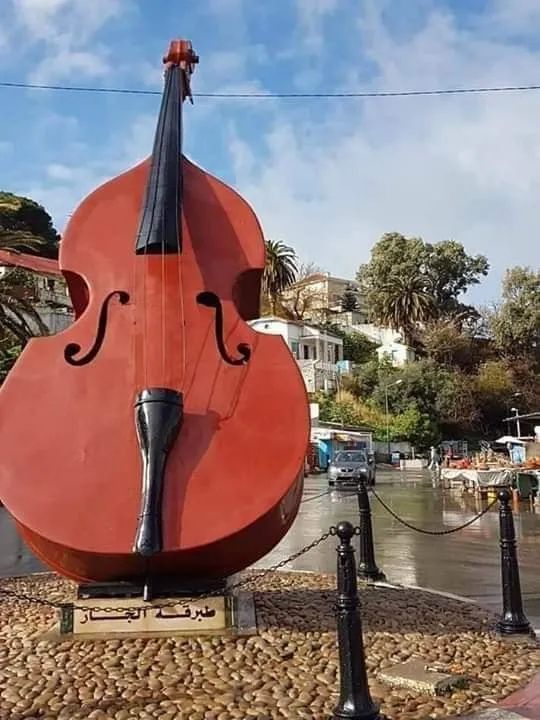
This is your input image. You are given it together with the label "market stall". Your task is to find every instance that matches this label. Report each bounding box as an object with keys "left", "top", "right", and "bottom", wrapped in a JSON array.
[
  {"left": 441, "top": 440, "right": 540, "bottom": 497},
  {"left": 441, "top": 468, "right": 513, "bottom": 489}
]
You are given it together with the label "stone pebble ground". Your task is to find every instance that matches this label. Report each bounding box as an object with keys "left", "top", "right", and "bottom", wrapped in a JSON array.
[{"left": 0, "top": 571, "right": 537, "bottom": 720}]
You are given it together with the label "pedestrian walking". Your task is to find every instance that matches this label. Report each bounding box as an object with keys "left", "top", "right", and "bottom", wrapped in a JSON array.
[{"left": 428, "top": 446, "right": 441, "bottom": 480}]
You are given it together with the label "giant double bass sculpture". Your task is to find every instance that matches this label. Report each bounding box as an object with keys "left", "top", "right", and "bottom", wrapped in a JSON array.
[{"left": 0, "top": 41, "right": 309, "bottom": 584}]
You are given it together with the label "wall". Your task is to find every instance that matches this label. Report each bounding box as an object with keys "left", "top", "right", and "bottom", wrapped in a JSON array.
[{"left": 376, "top": 343, "right": 415, "bottom": 366}]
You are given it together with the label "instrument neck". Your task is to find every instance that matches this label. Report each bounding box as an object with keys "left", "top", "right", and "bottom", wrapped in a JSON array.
[{"left": 135, "top": 63, "right": 183, "bottom": 256}]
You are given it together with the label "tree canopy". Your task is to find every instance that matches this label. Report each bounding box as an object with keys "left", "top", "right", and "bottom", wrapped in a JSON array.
[
  {"left": 339, "top": 285, "right": 359, "bottom": 312},
  {"left": 491, "top": 266, "right": 540, "bottom": 364},
  {"left": 358, "top": 233, "right": 489, "bottom": 339},
  {"left": 0, "top": 192, "right": 60, "bottom": 259}
]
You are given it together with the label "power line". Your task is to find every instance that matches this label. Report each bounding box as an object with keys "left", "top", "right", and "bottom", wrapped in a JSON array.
[{"left": 2, "top": 79, "right": 540, "bottom": 99}]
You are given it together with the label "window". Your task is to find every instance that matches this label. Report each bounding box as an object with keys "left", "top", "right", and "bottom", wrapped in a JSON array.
[{"left": 291, "top": 341, "right": 299, "bottom": 359}]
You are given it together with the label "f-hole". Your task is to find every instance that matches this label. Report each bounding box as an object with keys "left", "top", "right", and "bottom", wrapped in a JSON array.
[
  {"left": 64, "top": 290, "right": 130, "bottom": 366},
  {"left": 196, "top": 291, "right": 251, "bottom": 366}
]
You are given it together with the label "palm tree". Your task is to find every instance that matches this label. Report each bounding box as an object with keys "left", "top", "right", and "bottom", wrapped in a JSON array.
[
  {"left": 0, "top": 230, "right": 49, "bottom": 344},
  {"left": 377, "top": 272, "right": 434, "bottom": 345},
  {"left": 262, "top": 239, "right": 298, "bottom": 314}
]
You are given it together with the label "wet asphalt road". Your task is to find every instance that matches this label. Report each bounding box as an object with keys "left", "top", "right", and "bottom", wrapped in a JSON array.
[
  {"left": 253, "top": 470, "right": 540, "bottom": 628},
  {"left": 1, "top": 469, "right": 538, "bottom": 626}
]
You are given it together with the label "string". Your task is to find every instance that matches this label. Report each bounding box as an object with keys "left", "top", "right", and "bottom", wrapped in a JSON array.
[{"left": 177, "top": 67, "right": 187, "bottom": 390}]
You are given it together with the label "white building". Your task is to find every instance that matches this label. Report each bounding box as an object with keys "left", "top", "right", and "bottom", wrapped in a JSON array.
[
  {"left": 281, "top": 273, "right": 414, "bottom": 367},
  {"left": 33, "top": 275, "right": 73, "bottom": 333},
  {"left": 333, "top": 316, "right": 415, "bottom": 367},
  {"left": 0, "top": 264, "right": 73, "bottom": 334},
  {"left": 249, "top": 316, "right": 348, "bottom": 392}
]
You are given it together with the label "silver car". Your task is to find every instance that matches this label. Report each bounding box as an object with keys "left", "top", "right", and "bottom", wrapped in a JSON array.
[{"left": 327, "top": 450, "right": 375, "bottom": 487}]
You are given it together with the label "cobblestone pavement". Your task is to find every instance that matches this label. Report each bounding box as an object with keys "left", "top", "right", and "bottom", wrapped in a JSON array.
[{"left": 0, "top": 571, "right": 537, "bottom": 720}]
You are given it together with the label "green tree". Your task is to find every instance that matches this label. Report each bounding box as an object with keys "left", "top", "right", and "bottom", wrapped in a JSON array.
[
  {"left": 371, "top": 359, "right": 461, "bottom": 439},
  {"left": 321, "top": 324, "right": 378, "bottom": 364},
  {"left": 339, "top": 284, "right": 359, "bottom": 312},
  {"left": 262, "top": 239, "right": 297, "bottom": 314},
  {"left": 342, "top": 358, "right": 382, "bottom": 398},
  {"left": 425, "top": 240, "right": 488, "bottom": 319},
  {"left": 0, "top": 192, "right": 60, "bottom": 259},
  {"left": 0, "top": 335, "right": 22, "bottom": 384},
  {"left": 491, "top": 267, "right": 540, "bottom": 363},
  {"left": 0, "top": 240, "right": 48, "bottom": 343},
  {"left": 0, "top": 230, "right": 50, "bottom": 383},
  {"left": 389, "top": 406, "right": 439, "bottom": 448},
  {"left": 418, "top": 317, "right": 491, "bottom": 370},
  {"left": 472, "top": 360, "right": 515, "bottom": 435},
  {"left": 342, "top": 332, "right": 377, "bottom": 364},
  {"left": 358, "top": 233, "right": 489, "bottom": 338}
]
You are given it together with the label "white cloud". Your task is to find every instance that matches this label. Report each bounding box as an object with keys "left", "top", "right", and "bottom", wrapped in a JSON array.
[
  {"left": 487, "top": 0, "right": 540, "bottom": 35},
  {"left": 13, "top": 0, "right": 124, "bottom": 42},
  {"left": 0, "top": 26, "right": 9, "bottom": 52},
  {"left": 225, "top": 4, "right": 540, "bottom": 302},
  {"left": 9, "top": 0, "right": 129, "bottom": 82},
  {"left": 46, "top": 164, "right": 75, "bottom": 180},
  {"left": 19, "top": 111, "right": 156, "bottom": 232},
  {"left": 295, "top": 0, "right": 339, "bottom": 52}
]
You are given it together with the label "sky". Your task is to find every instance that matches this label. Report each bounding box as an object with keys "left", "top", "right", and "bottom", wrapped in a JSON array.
[{"left": 1, "top": 0, "right": 540, "bottom": 305}]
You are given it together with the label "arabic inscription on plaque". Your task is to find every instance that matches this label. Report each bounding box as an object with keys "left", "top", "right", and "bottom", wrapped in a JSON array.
[{"left": 71, "top": 597, "right": 227, "bottom": 634}]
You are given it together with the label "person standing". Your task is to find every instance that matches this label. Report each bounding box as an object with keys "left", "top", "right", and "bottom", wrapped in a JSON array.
[{"left": 428, "top": 446, "right": 441, "bottom": 479}]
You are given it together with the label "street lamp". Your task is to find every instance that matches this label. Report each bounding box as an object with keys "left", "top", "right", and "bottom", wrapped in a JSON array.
[
  {"left": 506, "top": 392, "right": 521, "bottom": 434},
  {"left": 510, "top": 407, "right": 522, "bottom": 439},
  {"left": 385, "top": 379, "right": 403, "bottom": 461}
]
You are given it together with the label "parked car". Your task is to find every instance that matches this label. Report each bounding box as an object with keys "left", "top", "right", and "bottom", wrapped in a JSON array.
[{"left": 327, "top": 450, "right": 375, "bottom": 487}]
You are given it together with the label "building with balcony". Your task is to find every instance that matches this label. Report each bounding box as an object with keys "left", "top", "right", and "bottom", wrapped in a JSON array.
[
  {"left": 281, "top": 273, "right": 413, "bottom": 366},
  {"left": 280, "top": 273, "right": 368, "bottom": 324},
  {"left": 249, "top": 316, "right": 347, "bottom": 392},
  {"left": 33, "top": 275, "right": 73, "bottom": 333},
  {"left": 0, "top": 265, "right": 73, "bottom": 334}
]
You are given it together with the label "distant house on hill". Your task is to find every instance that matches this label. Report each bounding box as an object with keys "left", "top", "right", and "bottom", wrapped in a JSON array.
[
  {"left": 248, "top": 316, "right": 351, "bottom": 392},
  {"left": 0, "top": 251, "right": 73, "bottom": 334},
  {"left": 281, "top": 271, "right": 414, "bottom": 367},
  {"left": 281, "top": 272, "right": 368, "bottom": 324}
]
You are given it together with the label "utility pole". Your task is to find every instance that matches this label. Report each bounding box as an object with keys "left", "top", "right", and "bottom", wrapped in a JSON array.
[
  {"left": 384, "top": 379, "right": 403, "bottom": 461},
  {"left": 511, "top": 407, "right": 522, "bottom": 439}
]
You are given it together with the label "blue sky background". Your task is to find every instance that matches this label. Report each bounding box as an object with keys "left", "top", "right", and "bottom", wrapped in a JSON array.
[{"left": 1, "top": 0, "right": 540, "bottom": 304}]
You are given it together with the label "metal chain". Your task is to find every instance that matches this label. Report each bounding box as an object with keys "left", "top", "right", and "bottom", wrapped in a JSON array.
[
  {"left": 0, "top": 527, "right": 339, "bottom": 613},
  {"left": 0, "top": 586, "right": 61, "bottom": 610},
  {"left": 370, "top": 487, "right": 499, "bottom": 535}
]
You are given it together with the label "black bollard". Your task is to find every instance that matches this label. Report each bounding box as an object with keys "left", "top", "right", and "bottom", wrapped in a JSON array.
[
  {"left": 497, "top": 488, "right": 533, "bottom": 636},
  {"left": 357, "top": 478, "right": 385, "bottom": 582},
  {"left": 331, "top": 521, "right": 381, "bottom": 720}
]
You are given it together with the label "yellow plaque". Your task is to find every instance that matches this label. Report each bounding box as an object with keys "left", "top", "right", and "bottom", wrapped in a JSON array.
[{"left": 71, "top": 596, "right": 228, "bottom": 635}]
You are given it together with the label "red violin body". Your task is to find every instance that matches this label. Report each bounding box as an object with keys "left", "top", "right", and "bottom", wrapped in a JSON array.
[{"left": 0, "top": 41, "right": 309, "bottom": 584}]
